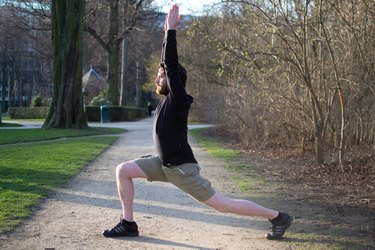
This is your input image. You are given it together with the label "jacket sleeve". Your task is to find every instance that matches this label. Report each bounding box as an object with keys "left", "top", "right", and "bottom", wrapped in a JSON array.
[
  {"left": 160, "top": 33, "right": 166, "bottom": 63},
  {"left": 163, "top": 30, "right": 187, "bottom": 102}
]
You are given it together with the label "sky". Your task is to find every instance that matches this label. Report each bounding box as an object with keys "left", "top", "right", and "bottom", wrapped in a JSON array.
[
  {"left": 153, "top": 0, "right": 220, "bottom": 15},
  {"left": 0, "top": 0, "right": 219, "bottom": 15}
]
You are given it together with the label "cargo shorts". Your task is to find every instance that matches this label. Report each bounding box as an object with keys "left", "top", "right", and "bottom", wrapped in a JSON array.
[{"left": 134, "top": 155, "right": 215, "bottom": 202}]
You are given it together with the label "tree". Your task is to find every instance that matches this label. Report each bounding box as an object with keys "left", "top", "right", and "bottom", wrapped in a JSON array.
[
  {"left": 43, "top": 0, "right": 87, "bottom": 129},
  {"left": 119, "top": 0, "right": 145, "bottom": 106},
  {"left": 85, "top": 0, "right": 154, "bottom": 106},
  {"left": 181, "top": 0, "right": 374, "bottom": 166},
  {"left": 0, "top": 1, "right": 53, "bottom": 109}
]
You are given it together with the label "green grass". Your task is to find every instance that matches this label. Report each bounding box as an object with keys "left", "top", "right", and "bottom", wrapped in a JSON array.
[
  {"left": 0, "top": 129, "right": 121, "bottom": 233},
  {"left": 1, "top": 113, "right": 43, "bottom": 123},
  {"left": 0, "top": 127, "right": 124, "bottom": 145},
  {"left": 189, "top": 128, "right": 240, "bottom": 163},
  {"left": 190, "top": 128, "right": 375, "bottom": 250},
  {"left": 190, "top": 128, "right": 267, "bottom": 195},
  {"left": 0, "top": 122, "right": 22, "bottom": 128}
]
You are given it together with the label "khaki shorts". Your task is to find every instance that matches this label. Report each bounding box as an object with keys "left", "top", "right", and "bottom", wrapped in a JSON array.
[{"left": 134, "top": 156, "right": 215, "bottom": 202}]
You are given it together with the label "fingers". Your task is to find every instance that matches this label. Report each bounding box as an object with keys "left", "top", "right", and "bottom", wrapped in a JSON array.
[
  {"left": 169, "top": 4, "right": 178, "bottom": 14},
  {"left": 166, "top": 4, "right": 182, "bottom": 30},
  {"left": 168, "top": 4, "right": 179, "bottom": 17}
]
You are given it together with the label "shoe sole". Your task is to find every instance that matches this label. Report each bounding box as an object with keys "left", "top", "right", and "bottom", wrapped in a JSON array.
[{"left": 103, "top": 230, "right": 139, "bottom": 237}]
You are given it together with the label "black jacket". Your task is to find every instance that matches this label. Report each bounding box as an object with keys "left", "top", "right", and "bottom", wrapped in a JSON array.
[{"left": 153, "top": 30, "right": 197, "bottom": 166}]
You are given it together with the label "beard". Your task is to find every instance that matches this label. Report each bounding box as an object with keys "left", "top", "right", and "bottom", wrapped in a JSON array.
[{"left": 156, "top": 85, "right": 169, "bottom": 96}]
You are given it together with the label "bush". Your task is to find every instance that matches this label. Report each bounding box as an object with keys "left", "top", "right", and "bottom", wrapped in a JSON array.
[
  {"left": 30, "top": 96, "right": 43, "bottom": 107},
  {"left": 85, "top": 106, "right": 147, "bottom": 122},
  {"left": 89, "top": 92, "right": 111, "bottom": 106},
  {"left": 85, "top": 106, "right": 101, "bottom": 122},
  {"left": 8, "top": 107, "right": 49, "bottom": 119}
]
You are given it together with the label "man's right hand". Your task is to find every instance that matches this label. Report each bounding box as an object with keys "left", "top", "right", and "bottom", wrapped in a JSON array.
[{"left": 165, "top": 4, "right": 182, "bottom": 31}]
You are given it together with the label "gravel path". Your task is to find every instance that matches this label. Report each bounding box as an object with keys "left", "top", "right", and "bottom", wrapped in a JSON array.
[{"left": 1, "top": 118, "right": 293, "bottom": 250}]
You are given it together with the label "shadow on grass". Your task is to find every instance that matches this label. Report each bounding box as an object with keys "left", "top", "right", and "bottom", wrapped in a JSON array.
[{"left": 0, "top": 166, "right": 74, "bottom": 193}]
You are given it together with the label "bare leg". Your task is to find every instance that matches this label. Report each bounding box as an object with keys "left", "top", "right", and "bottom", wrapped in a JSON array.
[
  {"left": 116, "top": 161, "right": 147, "bottom": 222},
  {"left": 203, "top": 191, "right": 278, "bottom": 220}
]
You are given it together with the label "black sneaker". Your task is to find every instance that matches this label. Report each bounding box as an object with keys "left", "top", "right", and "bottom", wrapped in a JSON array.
[
  {"left": 103, "top": 218, "right": 139, "bottom": 237},
  {"left": 265, "top": 212, "right": 293, "bottom": 240}
]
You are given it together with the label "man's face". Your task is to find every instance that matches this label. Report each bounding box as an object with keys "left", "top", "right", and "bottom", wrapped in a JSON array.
[{"left": 155, "top": 67, "right": 168, "bottom": 95}]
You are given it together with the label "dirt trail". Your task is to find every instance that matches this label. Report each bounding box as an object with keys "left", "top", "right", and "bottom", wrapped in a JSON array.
[{"left": 0, "top": 118, "right": 294, "bottom": 250}]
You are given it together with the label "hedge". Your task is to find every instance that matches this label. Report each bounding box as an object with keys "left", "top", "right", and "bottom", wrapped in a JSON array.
[
  {"left": 8, "top": 106, "right": 147, "bottom": 121},
  {"left": 85, "top": 106, "right": 147, "bottom": 122},
  {"left": 8, "top": 107, "right": 49, "bottom": 119}
]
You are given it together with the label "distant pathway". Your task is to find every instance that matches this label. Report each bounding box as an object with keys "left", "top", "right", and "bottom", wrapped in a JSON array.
[{"left": 1, "top": 118, "right": 292, "bottom": 250}]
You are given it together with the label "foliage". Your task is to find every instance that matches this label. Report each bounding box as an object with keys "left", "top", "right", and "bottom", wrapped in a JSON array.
[
  {"left": 8, "top": 107, "right": 49, "bottom": 119},
  {"left": 85, "top": 106, "right": 146, "bottom": 122},
  {"left": 181, "top": 0, "right": 375, "bottom": 166},
  {"left": 30, "top": 96, "right": 49, "bottom": 107},
  {"left": 89, "top": 91, "right": 111, "bottom": 106}
]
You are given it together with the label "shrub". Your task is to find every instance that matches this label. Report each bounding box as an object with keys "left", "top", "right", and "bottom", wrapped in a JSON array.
[
  {"left": 89, "top": 91, "right": 111, "bottom": 107},
  {"left": 30, "top": 96, "right": 43, "bottom": 107},
  {"left": 85, "top": 106, "right": 101, "bottom": 122},
  {"left": 85, "top": 106, "right": 147, "bottom": 122},
  {"left": 8, "top": 107, "right": 49, "bottom": 119}
]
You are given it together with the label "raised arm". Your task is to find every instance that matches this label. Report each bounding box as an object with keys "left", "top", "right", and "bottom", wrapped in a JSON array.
[
  {"left": 161, "top": 5, "right": 182, "bottom": 63},
  {"left": 163, "top": 5, "right": 187, "bottom": 101}
]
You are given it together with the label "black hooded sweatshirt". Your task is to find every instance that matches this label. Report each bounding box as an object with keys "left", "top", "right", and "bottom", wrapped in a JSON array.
[{"left": 153, "top": 30, "right": 197, "bottom": 166}]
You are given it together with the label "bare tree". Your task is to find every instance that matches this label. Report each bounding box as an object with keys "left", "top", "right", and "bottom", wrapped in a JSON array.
[
  {"left": 0, "top": 1, "right": 52, "bottom": 110},
  {"left": 119, "top": 0, "right": 145, "bottom": 106},
  {"left": 85, "top": 0, "right": 153, "bottom": 106},
  {"left": 181, "top": 0, "right": 374, "bottom": 166},
  {"left": 85, "top": 0, "right": 121, "bottom": 105}
]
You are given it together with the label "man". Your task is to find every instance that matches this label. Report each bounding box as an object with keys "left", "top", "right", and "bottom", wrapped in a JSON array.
[{"left": 103, "top": 4, "right": 293, "bottom": 240}]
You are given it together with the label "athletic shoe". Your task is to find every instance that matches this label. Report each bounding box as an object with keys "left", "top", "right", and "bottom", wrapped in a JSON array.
[
  {"left": 103, "top": 218, "right": 139, "bottom": 237},
  {"left": 265, "top": 212, "right": 293, "bottom": 240}
]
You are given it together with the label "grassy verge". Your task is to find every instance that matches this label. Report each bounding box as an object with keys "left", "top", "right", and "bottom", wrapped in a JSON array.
[
  {"left": 189, "top": 128, "right": 262, "bottom": 192},
  {"left": 0, "top": 123, "right": 22, "bottom": 128},
  {"left": 0, "top": 127, "right": 124, "bottom": 145},
  {"left": 0, "top": 130, "right": 120, "bottom": 233},
  {"left": 189, "top": 128, "right": 371, "bottom": 250}
]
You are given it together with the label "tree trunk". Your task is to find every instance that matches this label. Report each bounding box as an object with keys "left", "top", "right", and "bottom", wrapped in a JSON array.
[
  {"left": 43, "top": 0, "right": 87, "bottom": 129},
  {"left": 135, "top": 61, "right": 141, "bottom": 106},
  {"left": 311, "top": 91, "right": 325, "bottom": 165},
  {"left": 120, "top": 36, "right": 129, "bottom": 106},
  {"left": 107, "top": 0, "right": 120, "bottom": 106},
  {"left": 0, "top": 79, "right": 4, "bottom": 122},
  {"left": 315, "top": 125, "right": 325, "bottom": 165},
  {"left": 9, "top": 62, "right": 15, "bottom": 107},
  {"left": 1, "top": 56, "right": 5, "bottom": 120}
]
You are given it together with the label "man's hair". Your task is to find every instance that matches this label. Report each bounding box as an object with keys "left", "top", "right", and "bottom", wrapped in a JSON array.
[{"left": 159, "top": 62, "right": 187, "bottom": 87}]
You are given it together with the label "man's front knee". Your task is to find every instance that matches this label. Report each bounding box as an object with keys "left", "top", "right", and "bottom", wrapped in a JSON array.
[{"left": 116, "top": 162, "right": 132, "bottom": 178}]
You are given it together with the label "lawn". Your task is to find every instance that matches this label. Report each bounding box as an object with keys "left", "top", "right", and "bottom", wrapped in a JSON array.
[
  {"left": 0, "top": 128, "right": 122, "bottom": 233},
  {"left": 0, "top": 127, "right": 124, "bottom": 145},
  {"left": 190, "top": 128, "right": 374, "bottom": 250}
]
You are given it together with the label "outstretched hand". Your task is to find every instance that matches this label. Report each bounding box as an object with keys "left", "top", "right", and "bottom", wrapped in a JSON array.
[{"left": 165, "top": 4, "right": 182, "bottom": 31}]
